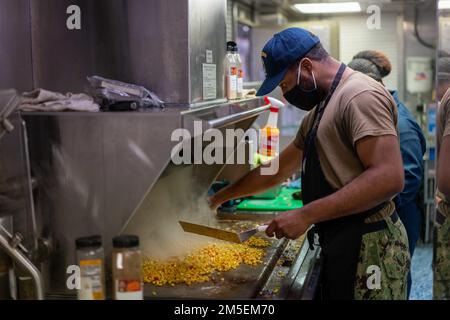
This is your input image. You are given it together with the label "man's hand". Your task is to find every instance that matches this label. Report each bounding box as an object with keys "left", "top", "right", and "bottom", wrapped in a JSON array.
[
  {"left": 278, "top": 135, "right": 403, "bottom": 228},
  {"left": 266, "top": 208, "right": 311, "bottom": 240},
  {"left": 206, "top": 143, "right": 303, "bottom": 214}
]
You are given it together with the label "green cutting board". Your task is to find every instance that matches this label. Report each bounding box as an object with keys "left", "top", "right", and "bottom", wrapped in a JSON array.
[{"left": 236, "top": 188, "right": 303, "bottom": 211}]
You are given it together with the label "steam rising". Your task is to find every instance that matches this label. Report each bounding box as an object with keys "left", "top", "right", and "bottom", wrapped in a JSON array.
[{"left": 123, "top": 163, "right": 223, "bottom": 260}]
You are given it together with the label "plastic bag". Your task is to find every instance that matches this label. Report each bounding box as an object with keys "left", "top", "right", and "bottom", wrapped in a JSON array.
[{"left": 87, "top": 75, "right": 163, "bottom": 109}]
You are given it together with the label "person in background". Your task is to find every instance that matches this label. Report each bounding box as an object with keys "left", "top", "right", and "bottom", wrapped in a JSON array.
[
  {"left": 348, "top": 50, "right": 426, "bottom": 299},
  {"left": 434, "top": 55, "right": 450, "bottom": 300},
  {"left": 210, "top": 28, "right": 410, "bottom": 300}
]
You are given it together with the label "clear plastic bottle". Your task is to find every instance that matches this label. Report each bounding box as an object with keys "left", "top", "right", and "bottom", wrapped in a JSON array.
[
  {"left": 112, "top": 235, "right": 143, "bottom": 300},
  {"left": 75, "top": 235, "right": 105, "bottom": 300},
  {"left": 224, "top": 41, "right": 237, "bottom": 100},
  {"left": 233, "top": 44, "right": 244, "bottom": 99}
]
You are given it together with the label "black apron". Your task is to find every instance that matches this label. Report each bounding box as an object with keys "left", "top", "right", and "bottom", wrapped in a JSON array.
[{"left": 302, "top": 63, "right": 391, "bottom": 300}]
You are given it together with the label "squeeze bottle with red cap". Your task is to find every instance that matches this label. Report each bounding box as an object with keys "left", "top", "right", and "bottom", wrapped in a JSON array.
[{"left": 259, "top": 97, "right": 280, "bottom": 159}]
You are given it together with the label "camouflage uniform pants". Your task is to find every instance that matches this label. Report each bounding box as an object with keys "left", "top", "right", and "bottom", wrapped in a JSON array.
[
  {"left": 354, "top": 216, "right": 410, "bottom": 300},
  {"left": 433, "top": 212, "right": 450, "bottom": 300}
]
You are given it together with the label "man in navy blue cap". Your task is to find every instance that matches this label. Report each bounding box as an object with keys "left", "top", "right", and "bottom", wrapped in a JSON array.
[{"left": 210, "top": 28, "right": 410, "bottom": 300}]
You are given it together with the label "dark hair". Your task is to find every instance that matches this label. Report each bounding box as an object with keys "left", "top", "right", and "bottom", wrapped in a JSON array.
[
  {"left": 304, "top": 43, "right": 329, "bottom": 61},
  {"left": 348, "top": 50, "right": 392, "bottom": 82},
  {"left": 438, "top": 51, "right": 450, "bottom": 81},
  {"left": 438, "top": 57, "right": 450, "bottom": 81},
  {"left": 439, "top": 50, "right": 450, "bottom": 58}
]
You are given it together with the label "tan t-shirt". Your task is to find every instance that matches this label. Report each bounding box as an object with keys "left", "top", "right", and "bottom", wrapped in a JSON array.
[
  {"left": 437, "top": 87, "right": 450, "bottom": 155},
  {"left": 293, "top": 71, "right": 398, "bottom": 217},
  {"left": 436, "top": 87, "right": 450, "bottom": 213}
]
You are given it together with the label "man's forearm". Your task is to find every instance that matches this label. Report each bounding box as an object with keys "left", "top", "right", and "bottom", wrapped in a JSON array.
[
  {"left": 215, "top": 165, "right": 288, "bottom": 203},
  {"left": 301, "top": 165, "right": 403, "bottom": 225},
  {"left": 213, "top": 143, "right": 303, "bottom": 205},
  {"left": 437, "top": 166, "right": 450, "bottom": 198},
  {"left": 437, "top": 138, "right": 450, "bottom": 197}
]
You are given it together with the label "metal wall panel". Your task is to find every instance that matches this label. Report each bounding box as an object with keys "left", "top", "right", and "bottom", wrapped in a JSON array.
[
  {"left": 125, "top": 0, "right": 190, "bottom": 104},
  {"left": 29, "top": 0, "right": 227, "bottom": 104},
  {"left": 30, "top": 0, "right": 130, "bottom": 92},
  {"left": 188, "top": 0, "right": 227, "bottom": 104},
  {"left": 0, "top": 0, "right": 33, "bottom": 91}
]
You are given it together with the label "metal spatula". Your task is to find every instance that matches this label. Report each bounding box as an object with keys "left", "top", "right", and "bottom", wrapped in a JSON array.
[{"left": 179, "top": 221, "right": 268, "bottom": 244}]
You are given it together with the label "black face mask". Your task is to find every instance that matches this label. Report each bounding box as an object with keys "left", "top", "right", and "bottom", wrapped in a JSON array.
[{"left": 283, "top": 61, "right": 324, "bottom": 111}]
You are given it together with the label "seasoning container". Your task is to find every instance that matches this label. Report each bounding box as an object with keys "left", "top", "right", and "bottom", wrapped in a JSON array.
[
  {"left": 224, "top": 41, "right": 237, "bottom": 100},
  {"left": 233, "top": 43, "right": 244, "bottom": 99},
  {"left": 112, "top": 235, "right": 143, "bottom": 300},
  {"left": 75, "top": 235, "right": 105, "bottom": 300}
]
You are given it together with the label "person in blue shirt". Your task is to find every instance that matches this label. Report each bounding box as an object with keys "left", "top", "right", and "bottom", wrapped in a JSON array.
[{"left": 349, "top": 50, "right": 426, "bottom": 298}]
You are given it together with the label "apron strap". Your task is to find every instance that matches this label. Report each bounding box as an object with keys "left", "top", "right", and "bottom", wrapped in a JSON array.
[
  {"left": 307, "top": 202, "right": 394, "bottom": 251},
  {"left": 303, "top": 63, "right": 347, "bottom": 161}
]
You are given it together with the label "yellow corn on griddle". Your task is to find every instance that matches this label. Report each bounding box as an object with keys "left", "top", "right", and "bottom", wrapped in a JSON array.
[{"left": 143, "top": 236, "right": 290, "bottom": 299}]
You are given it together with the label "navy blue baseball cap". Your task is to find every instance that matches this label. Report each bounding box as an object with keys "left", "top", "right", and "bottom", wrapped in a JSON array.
[{"left": 256, "top": 28, "right": 320, "bottom": 96}]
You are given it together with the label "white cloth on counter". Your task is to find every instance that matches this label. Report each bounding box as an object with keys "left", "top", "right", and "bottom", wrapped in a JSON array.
[{"left": 20, "top": 89, "right": 100, "bottom": 112}]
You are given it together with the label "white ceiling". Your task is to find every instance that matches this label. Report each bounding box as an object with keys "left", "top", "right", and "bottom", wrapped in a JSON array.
[{"left": 243, "top": 0, "right": 432, "bottom": 17}]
